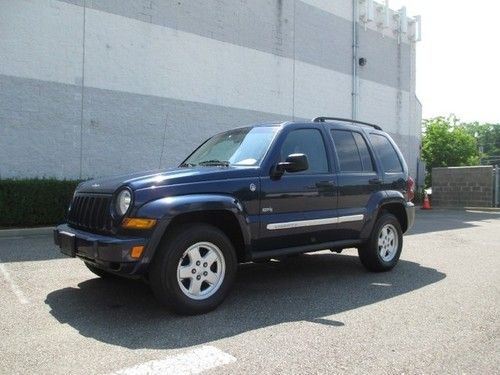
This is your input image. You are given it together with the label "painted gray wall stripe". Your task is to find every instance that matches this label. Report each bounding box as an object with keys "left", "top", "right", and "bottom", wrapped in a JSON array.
[
  {"left": 0, "top": 74, "right": 295, "bottom": 179},
  {"left": 55, "top": 0, "right": 410, "bottom": 91},
  {"left": 267, "top": 214, "right": 364, "bottom": 230},
  {"left": 0, "top": 74, "right": 421, "bottom": 179}
]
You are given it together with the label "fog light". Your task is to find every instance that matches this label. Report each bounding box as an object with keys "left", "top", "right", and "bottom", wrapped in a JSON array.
[
  {"left": 122, "top": 218, "right": 157, "bottom": 229},
  {"left": 130, "top": 245, "right": 145, "bottom": 259}
]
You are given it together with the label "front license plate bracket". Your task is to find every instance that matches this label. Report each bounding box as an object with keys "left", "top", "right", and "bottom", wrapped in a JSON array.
[{"left": 59, "top": 231, "right": 76, "bottom": 257}]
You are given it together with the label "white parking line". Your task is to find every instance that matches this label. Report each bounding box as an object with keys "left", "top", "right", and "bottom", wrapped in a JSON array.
[
  {"left": 109, "top": 346, "right": 236, "bottom": 375},
  {"left": 0, "top": 260, "right": 30, "bottom": 304}
]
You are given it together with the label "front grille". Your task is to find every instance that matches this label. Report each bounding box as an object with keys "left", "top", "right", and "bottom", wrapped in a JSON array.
[{"left": 67, "top": 194, "right": 114, "bottom": 232}]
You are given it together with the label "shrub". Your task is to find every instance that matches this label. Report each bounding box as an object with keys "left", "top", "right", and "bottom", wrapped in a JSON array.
[{"left": 0, "top": 179, "right": 80, "bottom": 227}]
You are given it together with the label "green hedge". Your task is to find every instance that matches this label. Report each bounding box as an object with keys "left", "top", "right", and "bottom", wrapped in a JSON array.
[{"left": 0, "top": 179, "right": 80, "bottom": 227}]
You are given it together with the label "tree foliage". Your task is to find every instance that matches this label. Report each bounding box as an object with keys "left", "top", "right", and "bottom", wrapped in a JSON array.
[
  {"left": 462, "top": 122, "right": 500, "bottom": 165},
  {"left": 421, "top": 116, "right": 479, "bottom": 186}
]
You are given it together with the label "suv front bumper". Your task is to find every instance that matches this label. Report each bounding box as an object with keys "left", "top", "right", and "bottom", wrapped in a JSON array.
[{"left": 53, "top": 224, "right": 147, "bottom": 275}]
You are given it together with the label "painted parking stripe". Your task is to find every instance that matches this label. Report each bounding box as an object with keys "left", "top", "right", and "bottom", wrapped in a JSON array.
[
  {"left": 109, "top": 346, "right": 236, "bottom": 375},
  {"left": 0, "top": 260, "right": 30, "bottom": 304}
]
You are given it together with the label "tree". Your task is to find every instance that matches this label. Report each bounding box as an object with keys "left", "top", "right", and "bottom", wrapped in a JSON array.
[
  {"left": 462, "top": 122, "right": 500, "bottom": 165},
  {"left": 421, "top": 116, "right": 479, "bottom": 186}
]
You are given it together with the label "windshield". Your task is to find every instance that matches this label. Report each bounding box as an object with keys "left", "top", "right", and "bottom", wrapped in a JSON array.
[{"left": 182, "top": 126, "right": 279, "bottom": 167}]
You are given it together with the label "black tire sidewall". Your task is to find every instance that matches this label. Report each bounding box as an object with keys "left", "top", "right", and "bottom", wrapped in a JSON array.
[
  {"left": 150, "top": 224, "right": 237, "bottom": 314},
  {"left": 360, "top": 213, "right": 403, "bottom": 271}
]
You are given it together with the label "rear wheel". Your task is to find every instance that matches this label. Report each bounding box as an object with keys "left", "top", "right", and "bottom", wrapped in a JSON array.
[
  {"left": 150, "top": 224, "right": 237, "bottom": 315},
  {"left": 358, "top": 213, "right": 403, "bottom": 272}
]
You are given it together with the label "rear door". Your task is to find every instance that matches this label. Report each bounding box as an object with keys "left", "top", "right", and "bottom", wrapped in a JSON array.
[{"left": 330, "top": 128, "right": 381, "bottom": 239}]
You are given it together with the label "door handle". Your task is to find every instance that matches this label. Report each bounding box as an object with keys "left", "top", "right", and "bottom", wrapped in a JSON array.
[
  {"left": 315, "top": 181, "right": 336, "bottom": 189},
  {"left": 369, "top": 178, "right": 382, "bottom": 185}
]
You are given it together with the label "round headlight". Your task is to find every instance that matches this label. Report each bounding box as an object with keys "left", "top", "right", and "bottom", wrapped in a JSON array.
[{"left": 116, "top": 189, "right": 132, "bottom": 216}]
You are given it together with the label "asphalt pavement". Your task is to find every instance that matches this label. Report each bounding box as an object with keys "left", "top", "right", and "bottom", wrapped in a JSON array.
[{"left": 0, "top": 209, "right": 498, "bottom": 374}]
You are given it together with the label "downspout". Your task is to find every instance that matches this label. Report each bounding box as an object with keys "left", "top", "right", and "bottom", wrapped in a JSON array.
[{"left": 351, "top": 0, "right": 359, "bottom": 120}]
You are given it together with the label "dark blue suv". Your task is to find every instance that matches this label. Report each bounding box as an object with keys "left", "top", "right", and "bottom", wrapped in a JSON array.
[{"left": 54, "top": 117, "right": 415, "bottom": 314}]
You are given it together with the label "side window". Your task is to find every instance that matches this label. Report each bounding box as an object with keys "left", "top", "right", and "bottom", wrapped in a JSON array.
[
  {"left": 331, "top": 130, "right": 374, "bottom": 172},
  {"left": 280, "top": 129, "right": 328, "bottom": 174},
  {"left": 369, "top": 134, "right": 403, "bottom": 173},
  {"left": 352, "top": 132, "right": 375, "bottom": 171}
]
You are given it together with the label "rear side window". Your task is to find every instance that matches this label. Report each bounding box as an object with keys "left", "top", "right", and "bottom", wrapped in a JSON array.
[
  {"left": 369, "top": 134, "right": 403, "bottom": 173},
  {"left": 331, "top": 130, "right": 374, "bottom": 172},
  {"left": 280, "top": 129, "right": 328, "bottom": 174}
]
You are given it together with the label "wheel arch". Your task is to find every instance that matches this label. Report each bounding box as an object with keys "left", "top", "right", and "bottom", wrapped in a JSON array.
[
  {"left": 162, "top": 210, "right": 247, "bottom": 262},
  {"left": 377, "top": 202, "right": 408, "bottom": 232},
  {"left": 134, "top": 194, "right": 252, "bottom": 272},
  {"left": 360, "top": 191, "right": 409, "bottom": 239}
]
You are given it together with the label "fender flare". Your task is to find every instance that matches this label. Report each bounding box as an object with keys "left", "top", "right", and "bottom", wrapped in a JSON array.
[
  {"left": 360, "top": 190, "right": 407, "bottom": 240},
  {"left": 132, "top": 194, "right": 252, "bottom": 272}
]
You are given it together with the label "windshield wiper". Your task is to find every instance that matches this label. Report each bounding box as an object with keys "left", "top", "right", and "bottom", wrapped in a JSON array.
[
  {"left": 198, "top": 160, "right": 230, "bottom": 167},
  {"left": 179, "top": 162, "right": 197, "bottom": 168}
]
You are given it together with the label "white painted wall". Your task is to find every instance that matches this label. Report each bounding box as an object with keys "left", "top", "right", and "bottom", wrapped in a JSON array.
[{"left": 0, "top": 0, "right": 83, "bottom": 85}]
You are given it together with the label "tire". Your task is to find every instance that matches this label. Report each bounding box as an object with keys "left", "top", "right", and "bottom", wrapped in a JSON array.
[
  {"left": 84, "top": 262, "right": 121, "bottom": 280},
  {"left": 358, "top": 213, "right": 403, "bottom": 272},
  {"left": 149, "top": 224, "right": 237, "bottom": 315}
]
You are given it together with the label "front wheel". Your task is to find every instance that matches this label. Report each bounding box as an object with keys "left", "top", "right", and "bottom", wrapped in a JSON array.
[
  {"left": 358, "top": 213, "right": 403, "bottom": 272},
  {"left": 149, "top": 224, "right": 237, "bottom": 315}
]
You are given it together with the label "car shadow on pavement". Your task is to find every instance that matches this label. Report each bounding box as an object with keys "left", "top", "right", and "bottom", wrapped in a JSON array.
[
  {"left": 45, "top": 253, "right": 446, "bottom": 349},
  {"left": 407, "top": 209, "right": 499, "bottom": 236}
]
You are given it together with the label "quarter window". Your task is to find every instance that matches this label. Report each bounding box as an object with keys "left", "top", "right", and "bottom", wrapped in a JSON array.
[
  {"left": 280, "top": 129, "right": 328, "bottom": 174},
  {"left": 369, "top": 134, "right": 403, "bottom": 173},
  {"left": 331, "top": 130, "right": 374, "bottom": 172}
]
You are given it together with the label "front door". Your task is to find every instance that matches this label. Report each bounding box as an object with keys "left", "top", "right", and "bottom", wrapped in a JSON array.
[{"left": 257, "top": 128, "right": 338, "bottom": 252}]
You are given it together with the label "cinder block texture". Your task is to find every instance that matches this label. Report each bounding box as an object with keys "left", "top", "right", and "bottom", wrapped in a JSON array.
[{"left": 432, "top": 166, "right": 494, "bottom": 207}]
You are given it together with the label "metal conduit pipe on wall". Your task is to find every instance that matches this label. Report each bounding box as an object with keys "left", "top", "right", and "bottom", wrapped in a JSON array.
[{"left": 352, "top": 0, "right": 359, "bottom": 120}]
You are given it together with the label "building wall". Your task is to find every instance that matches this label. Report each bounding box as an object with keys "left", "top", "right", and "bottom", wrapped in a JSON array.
[
  {"left": 432, "top": 166, "right": 495, "bottom": 207},
  {"left": 0, "top": 0, "right": 421, "bottom": 179}
]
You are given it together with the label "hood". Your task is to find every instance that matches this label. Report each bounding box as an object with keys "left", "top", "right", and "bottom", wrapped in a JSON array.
[{"left": 76, "top": 166, "right": 260, "bottom": 194}]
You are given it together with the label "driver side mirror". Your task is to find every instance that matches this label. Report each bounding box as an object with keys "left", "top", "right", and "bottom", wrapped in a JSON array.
[{"left": 272, "top": 153, "right": 309, "bottom": 179}]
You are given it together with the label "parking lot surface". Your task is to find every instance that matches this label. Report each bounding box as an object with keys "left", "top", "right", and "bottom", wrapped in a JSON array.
[{"left": 0, "top": 209, "right": 499, "bottom": 374}]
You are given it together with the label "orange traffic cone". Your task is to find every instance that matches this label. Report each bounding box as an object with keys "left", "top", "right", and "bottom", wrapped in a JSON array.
[{"left": 421, "top": 191, "right": 432, "bottom": 210}]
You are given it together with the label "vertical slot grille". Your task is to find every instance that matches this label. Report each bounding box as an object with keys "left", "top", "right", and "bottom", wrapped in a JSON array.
[{"left": 67, "top": 194, "right": 113, "bottom": 232}]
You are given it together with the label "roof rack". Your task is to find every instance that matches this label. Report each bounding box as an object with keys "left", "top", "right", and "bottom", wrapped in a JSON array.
[{"left": 311, "top": 117, "right": 382, "bottom": 131}]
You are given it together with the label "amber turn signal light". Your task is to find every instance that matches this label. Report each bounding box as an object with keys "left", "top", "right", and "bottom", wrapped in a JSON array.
[
  {"left": 122, "top": 217, "right": 157, "bottom": 229},
  {"left": 130, "top": 245, "right": 145, "bottom": 259}
]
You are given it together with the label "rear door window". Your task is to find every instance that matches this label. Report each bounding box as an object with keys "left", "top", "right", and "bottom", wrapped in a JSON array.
[
  {"left": 331, "top": 130, "right": 374, "bottom": 172},
  {"left": 368, "top": 134, "right": 403, "bottom": 173}
]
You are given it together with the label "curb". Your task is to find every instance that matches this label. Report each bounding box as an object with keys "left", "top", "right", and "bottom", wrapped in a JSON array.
[
  {"left": 464, "top": 207, "right": 500, "bottom": 212},
  {"left": 418, "top": 207, "right": 500, "bottom": 212},
  {"left": 0, "top": 226, "right": 55, "bottom": 238}
]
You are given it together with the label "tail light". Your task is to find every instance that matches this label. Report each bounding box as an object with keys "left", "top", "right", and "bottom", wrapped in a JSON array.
[{"left": 407, "top": 176, "right": 415, "bottom": 202}]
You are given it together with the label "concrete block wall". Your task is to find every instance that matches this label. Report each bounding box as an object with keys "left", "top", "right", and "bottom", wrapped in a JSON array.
[
  {"left": 432, "top": 166, "right": 494, "bottom": 207},
  {"left": 0, "top": 0, "right": 421, "bottom": 179}
]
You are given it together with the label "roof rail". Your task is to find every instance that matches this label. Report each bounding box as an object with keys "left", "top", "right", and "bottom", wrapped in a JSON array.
[{"left": 311, "top": 117, "right": 382, "bottom": 130}]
